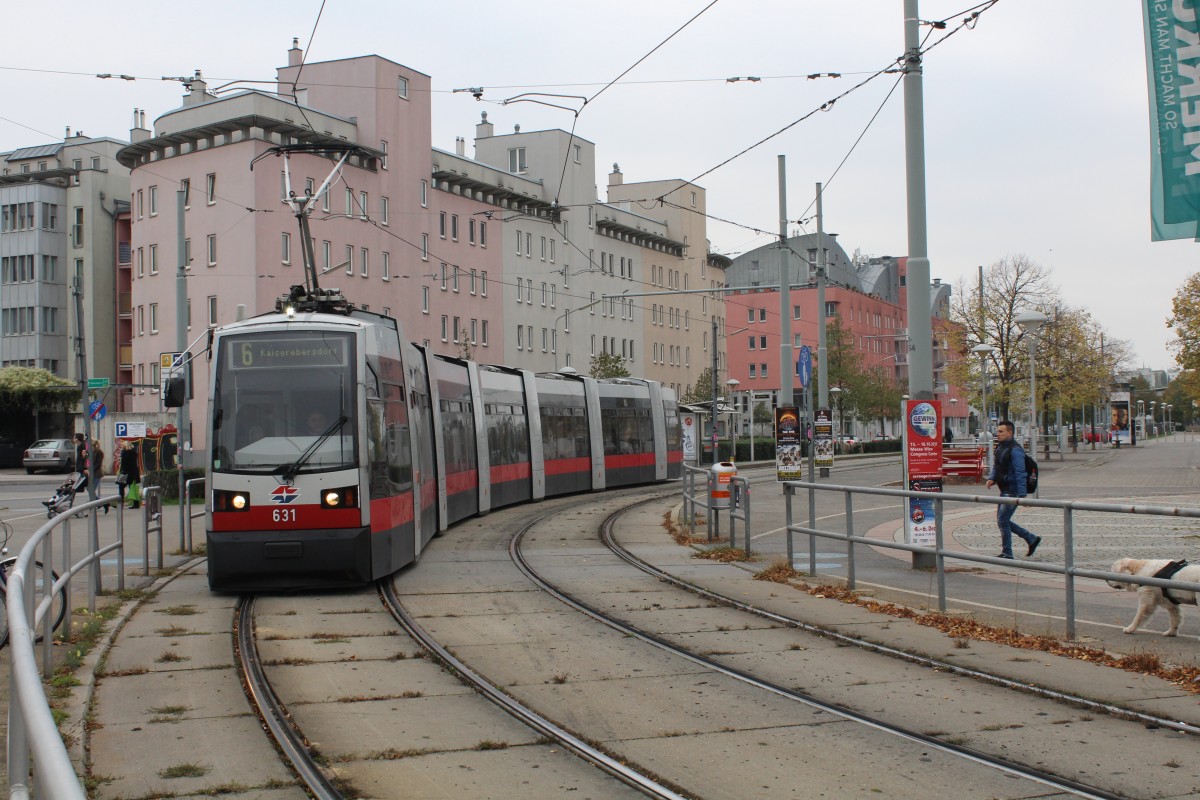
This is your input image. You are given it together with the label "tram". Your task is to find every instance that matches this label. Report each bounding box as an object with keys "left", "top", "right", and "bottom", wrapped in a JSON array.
[{"left": 204, "top": 288, "right": 681, "bottom": 591}]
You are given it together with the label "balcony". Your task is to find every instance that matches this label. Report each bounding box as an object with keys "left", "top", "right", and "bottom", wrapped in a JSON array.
[
  {"left": 119, "top": 345, "right": 133, "bottom": 368},
  {"left": 119, "top": 292, "right": 132, "bottom": 316}
]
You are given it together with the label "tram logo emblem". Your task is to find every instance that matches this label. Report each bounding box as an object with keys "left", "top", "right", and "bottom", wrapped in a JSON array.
[{"left": 270, "top": 486, "right": 301, "bottom": 504}]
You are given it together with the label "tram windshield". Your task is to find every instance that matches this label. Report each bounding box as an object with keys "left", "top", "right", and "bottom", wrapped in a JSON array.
[{"left": 211, "top": 331, "right": 358, "bottom": 473}]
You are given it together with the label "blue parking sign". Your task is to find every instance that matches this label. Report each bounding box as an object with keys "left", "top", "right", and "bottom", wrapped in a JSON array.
[{"left": 88, "top": 400, "right": 107, "bottom": 421}]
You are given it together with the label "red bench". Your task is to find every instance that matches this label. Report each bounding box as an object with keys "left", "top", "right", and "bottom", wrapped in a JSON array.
[{"left": 941, "top": 446, "right": 986, "bottom": 483}]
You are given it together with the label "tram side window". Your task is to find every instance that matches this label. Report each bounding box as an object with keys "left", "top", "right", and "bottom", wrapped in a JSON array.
[{"left": 383, "top": 382, "right": 411, "bottom": 490}]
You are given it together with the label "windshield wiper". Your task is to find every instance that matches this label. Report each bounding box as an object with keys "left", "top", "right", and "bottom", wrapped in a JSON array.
[{"left": 276, "top": 415, "right": 348, "bottom": 483}]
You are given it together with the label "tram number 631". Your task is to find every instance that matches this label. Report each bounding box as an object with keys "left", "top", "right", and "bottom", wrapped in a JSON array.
[{"left": 272, "top": 508, "right": 297, "bottom": 523}]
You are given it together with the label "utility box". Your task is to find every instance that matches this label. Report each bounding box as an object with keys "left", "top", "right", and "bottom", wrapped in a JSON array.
[{"left": 710, "top": 462, "right": 738, "bottom": 509}]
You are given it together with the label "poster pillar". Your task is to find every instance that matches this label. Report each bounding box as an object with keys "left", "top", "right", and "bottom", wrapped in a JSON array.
[{"left": 902, "top": 399, "right": 943, "bottom": 570}]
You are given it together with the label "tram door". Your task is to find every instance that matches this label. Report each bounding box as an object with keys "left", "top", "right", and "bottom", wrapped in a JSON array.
[{"left": 407, "top": 351, "right": 437, "bottom": 554}]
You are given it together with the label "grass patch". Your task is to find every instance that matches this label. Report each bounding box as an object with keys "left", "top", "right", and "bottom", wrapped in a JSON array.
[
  {"left": 263, "top": 656, "right": 314, "bottom": 667},
  {"left": 155, "top": 625, "right": 190, "bottom": 636},
  {"left": 159, "top": 763, "right": 209, "bottom": 779},
  {"left": 155, "top": 651, "right": 189, "bottom": 663},
  {"left": 953, "top": 638, "right": 971, "bottom": 649},
  {"left": 549, "top": 673, "right": 569, "bottom": 684},
  {"left": 155, "top": 605, "right": 199, "bottom": 616},
  {"left": 475, "top": 740, "right": 509, "bottom": 751}
]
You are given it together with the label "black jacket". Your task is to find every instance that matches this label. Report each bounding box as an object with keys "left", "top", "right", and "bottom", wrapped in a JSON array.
[{"left": 119, "top": 447, "right": 141, "bottom": 483}]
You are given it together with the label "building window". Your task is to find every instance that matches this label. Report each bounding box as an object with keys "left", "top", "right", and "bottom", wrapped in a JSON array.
[
  {"left": 383, "top": 251, "right": 391, "bottom": 280},
  {"left": 381, "top": 196, "right": 389, "bottom": 226},
  {"left": 540, "top": 237, "right": 547, "bottom": 261},
  {"left": 760, "top": 336, "right": 767, "bottom": 349},
  {"left": 441, "top": 315, "right": 448, "bottom": 341},
  {"left": 421, "top": 234, "right": 428, "bottom": 261},
  {"left": 748, "top": 308, "right": 755, "bottom": 324},
  {"left": 574, "top": 145, "right": 581, "bottom": 163},
  {"left": 508, "top": 147, "right": 527, "bottom": 173},
  {"left": 137, "top": 248, "right": 144, "bottom": 278},
  {"left": 761, "top": 363, "right": 768, "bottom": 377},
  {"left": 451, "top": 214, "right": 458, "bottom": 241},
  {"left": 149, "top": 244, "right": 158, "bottom": 275},
  {"left": 361, "top": 248, "right": 368, "bottom": 277},
  {"left": 207, "top": 234, "right": 217, "bottom": 266},
  {"left": 360, "top": 191, "right": 368, "bottom": 220},
  {"left": 345, "top": 245, "right": 354, "bottom": 275},
  {"left": 481, "top": 319, "right": 489, "bottom": 346},
  {"left": 149, "top": 303, "right": 158, "bottom": 334},
  {"left": 422, "top": 286, "right": 429, "bottom": 314},
  {"left": 322, "top": 185, "right": 330, "bottom": 212},
  {"left": 468, "top": 219, "right": 476, "bottom": 245},
  {"left": 471, "top": 318, "right": 478, "bottom": 344},
  {"left": 305, "top": 177, "right": 315, "bottom": 199},
  {"left": 398, "top": 76, "right": 409, "bottom": 98},
  {"left": 453, "top": 317, "right": 461, "bottom": 343},
  {"left": 208, "top": 296, "right": 218, "bottom": 326},
  {"left": 439, "top": 212, "right": 447, "bottom": 239},
  {"left": 526, "top": 232, "right": 532, "bottom": 258},
  {"left": 748, "top": 335, "right": 756, "bottom": 351},
  {"left": 149, "top": 186, "right": 158, "bottom": 216},
  {"left": 470, "top": 268, "right": 478, "bottom": 295},
  {"left": 480, "top": 221, "right": 487, "bottom": 247},
  {"left": 691, "top": 191, "right": 697, "bottom": 208},
  {"left": 441, "top": 263, "right": 449, "bottom": 291},
  {"left": 181, "top": 178, "right": 191, "bottom": 208},
  {"left": 517, "top": 325, "right": 524, "bottom": 350},
  {"left": 481, "top": 271, "right": 488, "bottom": 296},
  {"left": 794, "top": 333, "right": 803, "bottom": 347},
  {"left": 323, "top": 241, "right": 331, "bottom": 271},
  {"left": 420, "top": 180, "right": 428, "bottom": 207},
  {"left": 345, "top": 188, "right": 353, "bottom": 216},
  {"left": 793, "top": 304, "right": 802, "bottom": 320},
  {"left": 206, "top": 173, "right": 216, "bottom": 205},
  {"left": 136, "top": 190, "right": 143, "bottom": 219},
  {"left": 515, "top": 230, "right": 522, "bottom": 256},
  {"left": 281, "top": 232, "right": 291, "bottom": 264},
  {"left": 380, "top": 140, "right": 388, "bottom": 169},
  {"left": 749, "top": 364, "right": 757, "bottom": 378},
  {"left": 452, "top": 267, "right": 460, "bottom": 293}
]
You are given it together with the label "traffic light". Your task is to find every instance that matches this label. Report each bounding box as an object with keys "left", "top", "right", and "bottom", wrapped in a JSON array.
[{"left": 163, "top": 375, "right": 186, "bottom": 407}]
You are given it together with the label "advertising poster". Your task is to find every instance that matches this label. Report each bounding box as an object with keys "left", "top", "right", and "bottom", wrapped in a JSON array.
[
  {"left": 1109, "top": 390, "right": 1132, "bottom": 445},
  {"left": 681, "top": 413, "right": 697, "bottom": 464},
  {"left": 814, "top": 407, "right": 834, "bottom": 470},
  {"left": 775, "top": 407, "right": 802, "bottom": 481},
  {"left": 903, "top": 399, "right": 943, "bottom": 546}
]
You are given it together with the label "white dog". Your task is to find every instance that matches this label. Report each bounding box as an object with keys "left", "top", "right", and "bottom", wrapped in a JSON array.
[{"left": 1106, "top": 558, "right": 1199, "bottom": 636}]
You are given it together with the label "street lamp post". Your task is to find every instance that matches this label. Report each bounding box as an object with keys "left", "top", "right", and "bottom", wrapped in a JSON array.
[
  {"left": 1015, "top": 310, "right": 1049, "bottom": 469},
  {"left": 1151, "top": 401, "right": 1158, "bottom": 441},
  {"left": 829, "top": 385, "right": 844, "bottom": 454},
  {"left": 971, "top": 343, "right": 995, "bottom": 470},
  {"left": 1168, "top": 404, "right": 1174, "bottom": 440},
  {"left": 726, "top": 378, "right": 740, "bottom": 462}
]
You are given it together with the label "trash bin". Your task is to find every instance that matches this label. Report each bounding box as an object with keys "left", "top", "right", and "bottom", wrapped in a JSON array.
[{"left": 711, "top": 461, "right": 738, "bottom": 509}]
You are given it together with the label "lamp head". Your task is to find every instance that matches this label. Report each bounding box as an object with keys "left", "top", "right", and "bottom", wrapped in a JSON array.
[
  {"left": 1015, "top": 310, "right": 1049, "bottom": 335},
  {"left": 970, "top": 343, "right": 995, "bottom": 355}
]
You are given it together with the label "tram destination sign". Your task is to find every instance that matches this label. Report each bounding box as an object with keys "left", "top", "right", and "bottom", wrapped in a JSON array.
[{"left": 230, "top": 336, "right": 347, "bottom": 369}]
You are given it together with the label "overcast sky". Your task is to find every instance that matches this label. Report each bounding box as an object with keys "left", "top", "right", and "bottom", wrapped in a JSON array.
[{"left": 1, "top": 1, "right": 1188, "bottom": 370}]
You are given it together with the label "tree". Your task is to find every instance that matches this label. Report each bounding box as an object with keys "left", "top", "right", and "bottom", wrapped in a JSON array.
[
  {"left": 947, "top": 255, "right": 1130, "bottom": 424},
  {"left": 752, "top": 401, "right": 773, "bottom": 436},
  {"left": 589, "top": 352, "right": 630, "bottom": 379},
  {"left": 681, "top": 367, "right": 716, "bottom": 405},
  {"left": 1167, "top": 272, "right": 1200, "bottom": 408},
  {"left": 0, "top": 367, "right": 77, "bottom": 413}
]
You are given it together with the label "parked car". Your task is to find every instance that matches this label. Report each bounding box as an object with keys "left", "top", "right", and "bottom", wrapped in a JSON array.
[
  {"left": 22, "top": 438, "right": 76, "bottom": 474},
  {"left": 1082, "top": 426, "right": 1111, "bottom": 443}
]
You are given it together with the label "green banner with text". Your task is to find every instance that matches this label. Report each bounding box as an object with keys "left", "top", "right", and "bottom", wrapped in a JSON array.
[{"left": 1144, "top": 1, "right": 1200, "bottom": 240}]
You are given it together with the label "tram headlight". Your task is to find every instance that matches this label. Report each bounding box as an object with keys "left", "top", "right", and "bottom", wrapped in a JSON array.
[
  {"left": 320, "top": 485, "right": 358, "bottom": 509},
  {"left": 213, "top": 490, "right": 251, "bottom": 512}
]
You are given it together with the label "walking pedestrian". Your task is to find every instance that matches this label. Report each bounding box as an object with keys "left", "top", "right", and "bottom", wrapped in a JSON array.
[
  {"left": 117, "top": 440, "right": 142, "bottom": 509},
  {"left": 985, "top": 420, "right": 1041, "bottom": 559}
]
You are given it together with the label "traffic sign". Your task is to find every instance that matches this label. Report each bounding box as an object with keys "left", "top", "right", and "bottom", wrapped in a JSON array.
[
  {"left": 88, "top": 400, "right": 107, "bottom": 421},
  {"left": 87, "top": 378, "right": 109, "bottom": 390},
  {"left": 115, "top": 421, "right": 147, "bottom": 438},
  {"left": 796, "top": 346, "right": 812, "bottom": 388}
]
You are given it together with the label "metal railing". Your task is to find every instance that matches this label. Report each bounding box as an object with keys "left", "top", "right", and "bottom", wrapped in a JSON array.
[
  {"left": 782, "top": 481, "right": 1200, "bottom": 640},
  {"left": 8, "top": 496, "right": 124, "bottom": 800},
  {"left": 141, "top": 485, "right": 164, "bottom": 575},
  {"left": 184, "top": 477, "right": 205, "bottom": 553}
]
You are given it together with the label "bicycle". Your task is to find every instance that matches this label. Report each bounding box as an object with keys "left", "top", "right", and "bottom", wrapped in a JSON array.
[{"left": 0, "top": 520, "right": 66, "bottom": 649}]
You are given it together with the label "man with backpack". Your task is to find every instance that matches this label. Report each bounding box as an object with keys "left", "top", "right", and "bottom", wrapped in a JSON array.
[{"left": 985, "top": 420, "right": 1042, "bottom": 559}]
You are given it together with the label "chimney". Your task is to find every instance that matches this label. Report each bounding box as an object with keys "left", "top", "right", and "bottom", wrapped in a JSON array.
[
  {"left": 183, "top": 70, "right": 212, "bottom": 107},
  {"left": 130, "top": 108, "right": 151, "bottom": 143},
  {"left": 288, "top": 37, "right": 303, "bottom": 67},
  {"left": 65, "top": 126, "right": 71, "bottom": 138},
  {"left": 455, "top": 136, "right": 465, "bottom": 156},
  {"left": 514, "top": 124, "right": 520, "bottom": 133},
  {"left": 608, "top": 163, "right": 623, "bottom": 186},
  {"left": 475, "top": 111, "right": 493, "bottom": 140}
]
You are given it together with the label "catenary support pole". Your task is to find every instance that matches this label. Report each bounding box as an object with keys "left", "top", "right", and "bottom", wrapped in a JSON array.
[
  {"left": 816, "top": 182, "right": 829, "bottom": 478},
  {"left": 177, "top": 190, "right": 188, "bottom": 546}
]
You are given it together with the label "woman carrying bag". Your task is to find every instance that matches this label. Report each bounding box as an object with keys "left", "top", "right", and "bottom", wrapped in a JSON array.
[{"left": 117, "top": 440, "right": 142, "bottom": 509}]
